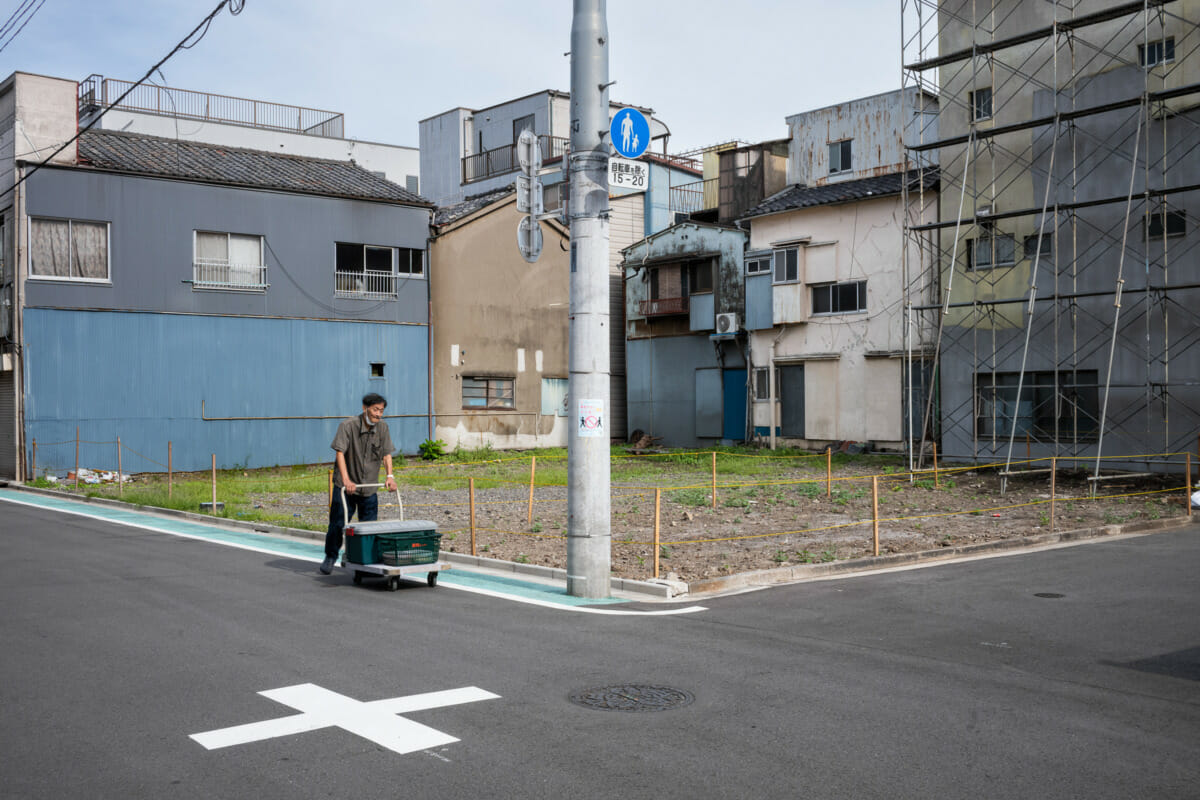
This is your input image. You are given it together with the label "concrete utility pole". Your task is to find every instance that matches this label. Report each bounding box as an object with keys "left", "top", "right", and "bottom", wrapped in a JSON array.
[{"left": 566, "top": 0, "right": 612, "bottom": 599}]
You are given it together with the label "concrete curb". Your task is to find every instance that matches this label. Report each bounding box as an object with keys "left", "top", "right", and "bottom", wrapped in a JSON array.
[
  {"left": 3, "top": 484, "right": 1192, "bottom": 600},
  {"left": 684, "top": 516, "right": 1194, "bottom": 597}
]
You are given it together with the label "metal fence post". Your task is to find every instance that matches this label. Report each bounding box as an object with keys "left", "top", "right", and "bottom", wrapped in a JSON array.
[
  {"left": 1050, "top": 457, "right": 1057, "bottom": 533},
  {"left": 872, "top": 476, "right": 880, "bottom": 557},
  {"left": 469, "top": 477, "right": 477, "bottom": 555},
  {"left": 705, "top": 453, "right": 715, "bottom": 510},
  {"left": 653, "top": 487, "right": 661, "bottom": 579},
  {"left": 527, "top": 456, "right": 537, "bottom": 526}
]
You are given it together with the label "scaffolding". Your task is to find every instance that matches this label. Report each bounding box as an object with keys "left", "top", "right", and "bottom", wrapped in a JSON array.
[{"left": 900, "top": 0, "right": 1200, "bottom": 477}]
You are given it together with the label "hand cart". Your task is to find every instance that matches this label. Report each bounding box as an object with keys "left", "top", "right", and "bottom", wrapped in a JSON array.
[{"left": 336, "top": 484, "right": 451, "bottom": 591}]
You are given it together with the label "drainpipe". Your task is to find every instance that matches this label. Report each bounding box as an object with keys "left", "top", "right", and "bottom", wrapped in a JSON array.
[
  {"left": 768, "top": 325, "right": 786, "bottom": 451},
  {"left": 426, "top": 214, "right": 435, "bottom": 442},
  {"left": 768, "top": 339, "right": 777, "bottom": 451}
]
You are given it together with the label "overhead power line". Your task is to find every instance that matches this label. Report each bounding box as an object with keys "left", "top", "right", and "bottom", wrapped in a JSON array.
[
  {"left": 0, "top": 0, "right": 46, "bottom": 54},
  {"left": 0, "top": 0, "right": 244, "bottom": 203},
  {"left": 0, "top": 0, "right": 38, "bottom": 42}
]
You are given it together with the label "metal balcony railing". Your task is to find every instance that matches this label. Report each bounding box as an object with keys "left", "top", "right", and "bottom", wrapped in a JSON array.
[
  {"left": 669, "top": 178, "right": 718, "bottom": 216},
  {"left": 639, "top": 296, "right": 689, "bottom": 317},
  {"left": 334, "top": 270, "right": 397, "bottom": 299},
  {"left": 461, "top": 135, "right": 569, "bottom": 184},
  {"left": 79, "top": 75, "right": 345, "bottom": 138},
  {"left": 193, "top": 260, "right": 268, "bottom": 290}
]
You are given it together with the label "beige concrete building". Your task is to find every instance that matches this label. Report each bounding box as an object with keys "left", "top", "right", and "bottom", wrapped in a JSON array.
[
  {"left": 430, "top": 189, "right": 570, "bottom": 450},
  {"left": 739, "top": 90, "right": 938, "bottom": 450}
]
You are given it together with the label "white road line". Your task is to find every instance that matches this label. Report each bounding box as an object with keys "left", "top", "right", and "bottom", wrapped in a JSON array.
[{"left": 191, "top": 684, "right": 500, "bottom": 754}]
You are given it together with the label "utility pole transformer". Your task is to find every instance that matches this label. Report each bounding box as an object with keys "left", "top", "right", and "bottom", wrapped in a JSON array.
[{"left": 566, "top": 0, "right": 612, "bottom": 599}]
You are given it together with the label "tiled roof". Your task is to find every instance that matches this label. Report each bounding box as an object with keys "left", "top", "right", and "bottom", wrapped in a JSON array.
[
  {"left": 741, "top": 168, "right": 938, "bottom": 219},
  {"left": 75, "top": 129, "right": 429, "bottom": 206},
  {"left": 434, "top": 186, "right": 515, "bottom": 227}
]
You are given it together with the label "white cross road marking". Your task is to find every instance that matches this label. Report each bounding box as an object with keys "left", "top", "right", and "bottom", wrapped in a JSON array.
[{"left": 190, "top": 684, "right": 500, "bottom": 755}]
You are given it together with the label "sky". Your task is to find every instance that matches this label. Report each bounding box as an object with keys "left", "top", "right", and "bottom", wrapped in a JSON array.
[{"left": 2, "top": 0, "right": 905, "bottom": 154}]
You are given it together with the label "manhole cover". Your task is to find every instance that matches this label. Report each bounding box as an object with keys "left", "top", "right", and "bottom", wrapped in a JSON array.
[
  {"left": 1034, "top": 592, "right": 1066, "bottom": 598},
  {"left": 569, "top": 685, "right": 695, "bottom": 713}
]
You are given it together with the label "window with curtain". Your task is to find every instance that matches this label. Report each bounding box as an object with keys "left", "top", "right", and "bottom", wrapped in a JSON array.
[
  {"left": 194, "top": 231, "right": 265, "bottom": 289},
  {"left": 30, "top": 218, "right": 109, "bottom": 281}
]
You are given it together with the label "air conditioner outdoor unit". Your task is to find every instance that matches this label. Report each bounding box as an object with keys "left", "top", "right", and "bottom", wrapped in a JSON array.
[{"left": 715, "top": 312, "right": 740, "bottom": 335}]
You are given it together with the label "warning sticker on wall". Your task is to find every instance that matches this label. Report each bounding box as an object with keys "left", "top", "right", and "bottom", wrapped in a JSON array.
[{"left": 577, "top": 399, "right": 605, "bottom": 438}]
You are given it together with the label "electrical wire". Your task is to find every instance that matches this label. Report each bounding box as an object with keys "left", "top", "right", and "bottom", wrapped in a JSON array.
[
  {"left": 0, "top": 0, "right": 37, "bottom": 42},
  {"left": 0, "top": 0, "right": 45, "bottom": 54},
  {"left": 0, "top": 0, "right": 240, "bottom": 203}
]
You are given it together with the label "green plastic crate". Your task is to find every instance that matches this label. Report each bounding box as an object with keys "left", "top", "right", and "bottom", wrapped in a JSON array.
[
  {"left": 377, "top": 532, "right": 442, "bottom": 566},
  {"left": 342, "top": 520, "right": 439, "bottom": 565}
]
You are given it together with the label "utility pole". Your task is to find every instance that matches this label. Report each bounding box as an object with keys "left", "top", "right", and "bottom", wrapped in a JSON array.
[{"left": 566, "top": 0, "right": 611, "bottom": 599}]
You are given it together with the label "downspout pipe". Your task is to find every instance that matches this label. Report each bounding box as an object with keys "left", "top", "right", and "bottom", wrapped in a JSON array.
[{"left": 426, "top": 211, "right": 435, "bottom": 442}]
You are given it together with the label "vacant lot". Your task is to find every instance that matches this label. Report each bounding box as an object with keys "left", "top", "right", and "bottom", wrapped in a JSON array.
[{"left": 41, "top": 447, "right": 1192, "bottom": 582}]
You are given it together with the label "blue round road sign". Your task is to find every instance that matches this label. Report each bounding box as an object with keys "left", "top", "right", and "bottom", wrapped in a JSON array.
[{"left": 610, "top": 108, "right": 650, "bottom": 159}]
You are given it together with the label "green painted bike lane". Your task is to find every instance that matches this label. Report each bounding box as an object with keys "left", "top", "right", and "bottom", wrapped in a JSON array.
[{"left": 0, "top": 489, "right": 636, "bottom": 610}]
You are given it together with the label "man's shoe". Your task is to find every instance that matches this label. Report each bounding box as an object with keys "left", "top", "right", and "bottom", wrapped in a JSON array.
[{"left": 319, "top": 557, "right": 335, "bottom": 575}]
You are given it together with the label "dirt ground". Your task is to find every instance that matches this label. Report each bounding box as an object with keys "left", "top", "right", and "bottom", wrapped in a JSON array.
[{"left": 251, "top": 458, "right": 1191, "bottom": 583}]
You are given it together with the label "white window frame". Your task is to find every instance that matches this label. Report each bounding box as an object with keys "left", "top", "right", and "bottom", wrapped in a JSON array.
[
  {"left": 192, "top": 230, "right": 266, "bottom": 291},
  {"left": 1139, "top": 37, "right": 1175, "bottom": 67},
  {"left": 970, "top": 87, "right": 993, "bottom": 121},
  {"left": 397, "top": 247, "right": 425, "bottom": 277},
  {"left": 772, "top": 247, "right": 799, "bottom": 284},
  {"left": 811, "top": 280, "right": 867, "bottom": 316},
  {"left": 746, "top": 255, "right": 772, "bottom": 275},
  {"left": 28, "top": 217, "right": 111, "bottom": 283},
  {"left": 828, "top": 139, "right": 852, "bottom": 175},
  {"left": 967, "top": 233, "right": 1016, "bottom": 270},
  {"left": 753, "top": 367, "right": 782, "bottom": 402},
  {"left": 463, "top": 376, "right": 515, "bottom": 410},
  {"left": 336, "top": 242, "right": 396, "bottom": 299}
]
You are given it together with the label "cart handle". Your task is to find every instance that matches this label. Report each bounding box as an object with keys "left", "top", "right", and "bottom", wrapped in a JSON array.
[{"left": 339, "top": 483, "right": 404, "bottom": 526}]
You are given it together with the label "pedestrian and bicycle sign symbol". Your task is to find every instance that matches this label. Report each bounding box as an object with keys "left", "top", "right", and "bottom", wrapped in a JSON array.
[
  {"left": 611, "top": 108, "right": 649, "bottom": 159},
  {"left": 578, "top": 399, "right": 605, "bottom": 438},
  {"left": 190, "top": 683, "right": 500, "bottom": 756}
]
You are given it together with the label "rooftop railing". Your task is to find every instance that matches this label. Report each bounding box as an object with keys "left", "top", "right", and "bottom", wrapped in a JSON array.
[
  {"left": 639, "top": 296, "right": 689, "bottom": 317},
  {"left": 461, "top": 135, "right": 569, "bottom": 185},
  {"left": 669, "top": 178, "right": 718, "bottom": 217},
  {"left": 78, "top": 75, "right": 345, "bottom": 139}
]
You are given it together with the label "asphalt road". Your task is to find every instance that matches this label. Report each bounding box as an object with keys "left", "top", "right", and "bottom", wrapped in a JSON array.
[{"left": 1, "top": 495, "right": 1197, "bottom": 799}]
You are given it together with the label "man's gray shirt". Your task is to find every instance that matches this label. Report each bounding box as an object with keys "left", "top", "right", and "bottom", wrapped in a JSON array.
[{"left": 331, "top": 413, "right": 393, "bottom": 496}]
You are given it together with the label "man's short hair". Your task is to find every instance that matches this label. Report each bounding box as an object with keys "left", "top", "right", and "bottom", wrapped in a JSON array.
[{"left": 362, "top": 392, "right": 387, "bottom": 408}]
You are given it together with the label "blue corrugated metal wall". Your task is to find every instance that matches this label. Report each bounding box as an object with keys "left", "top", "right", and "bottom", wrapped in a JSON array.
[{"left": 24, "top": 309, "right": 428, "bottom": 473}]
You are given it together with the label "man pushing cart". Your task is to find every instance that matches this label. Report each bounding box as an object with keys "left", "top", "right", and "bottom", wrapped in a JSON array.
[
  {"left": 321, "top": 392, "right": 449, "bottom": 590},
  {"left": 320, "top": 392, "right": 398, "bottom": 575}
]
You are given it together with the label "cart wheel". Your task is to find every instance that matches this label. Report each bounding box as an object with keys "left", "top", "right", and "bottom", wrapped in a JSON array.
[
  {"left": 388, "top": 576, "right": 400, "bottom": 591},
  {"left": 353, "top": 572, "right": 363, "bottom": 585},
  {"left": 427, "top": 571, "right": 439, "bottom": 587}
]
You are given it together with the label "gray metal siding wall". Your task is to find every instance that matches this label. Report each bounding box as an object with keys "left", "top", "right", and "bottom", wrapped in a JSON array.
[
  {"left": 608, "top": 194, "right": 643, "bottom": 441},
  {"left": 745, "top": 274, "right": 772, "bottom": 330},
  {"left": 0, "top": 370, "right": 14, "bottom": 478},
  {"left": 23, "top": 309, "right": 429, "bottom": 472},
  {"left": 626, "top": 335, "right": 745, "bottom": 448},
  {"left": 23, "top": 168, "right": 430, "bottom": 324}
]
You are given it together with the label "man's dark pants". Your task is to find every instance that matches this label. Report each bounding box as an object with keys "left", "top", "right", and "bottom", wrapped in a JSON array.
[{"left": 325, "top": 491, "right": 378, "bottom": 560}]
